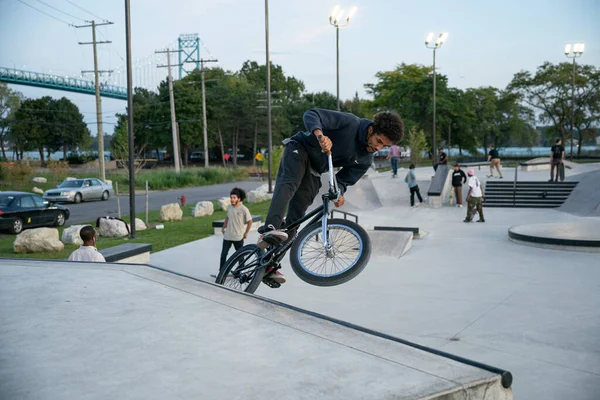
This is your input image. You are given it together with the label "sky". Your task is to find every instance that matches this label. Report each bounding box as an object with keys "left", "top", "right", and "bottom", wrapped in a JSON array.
[{"left": 1, "top": 0, "right": 599, "bottom": 137}]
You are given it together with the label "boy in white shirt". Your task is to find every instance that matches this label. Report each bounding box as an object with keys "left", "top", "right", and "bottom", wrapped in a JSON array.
[
  {"left": 464, "top": 169, "right": 485, "bottom": 223},
  {"left": 68, "top": 225, "right": 106, "bottom": 262}
]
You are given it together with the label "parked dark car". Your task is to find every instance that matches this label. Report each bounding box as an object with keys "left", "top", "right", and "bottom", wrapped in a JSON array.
[{"left": 0, "top": 192, "right": 70, "bottom": 234}]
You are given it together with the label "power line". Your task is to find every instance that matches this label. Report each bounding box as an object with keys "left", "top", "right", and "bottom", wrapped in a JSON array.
[
  {"left": 33, "top": 0, "right": 85, "bottom": 21},
  {"left": 63, "top": 0, "right": 106, "bottom": 21},
  {"left": 17, "top": 0, "right": 72, "bottom": 26}
]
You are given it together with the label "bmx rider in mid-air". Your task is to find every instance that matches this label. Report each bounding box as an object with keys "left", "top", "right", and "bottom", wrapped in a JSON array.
[{"left": 258, "top": 108, "right": 404, "bottom": 284}]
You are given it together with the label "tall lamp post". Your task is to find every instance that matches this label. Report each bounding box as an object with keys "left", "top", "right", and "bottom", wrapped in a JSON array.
[
  {"left": 425, "top": 32, "right": 448, "bottom": 164},
  {"left": 564, "top": 42, "right": 585, "bottom": 161},
  {"left": 329, "top": 5, "right": 357, "bottom": 111}
]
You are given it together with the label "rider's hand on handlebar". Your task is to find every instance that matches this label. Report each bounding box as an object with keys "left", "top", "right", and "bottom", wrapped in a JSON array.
[
  {"left": 318, "top": 135, "right": 332, "bottom": 155},
  {"left": 334, "top": 195, "right": 345, "bottom": 208}
]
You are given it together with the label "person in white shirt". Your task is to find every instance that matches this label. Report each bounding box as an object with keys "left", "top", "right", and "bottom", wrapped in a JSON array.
[
  {"left": 464, "top": 169, "right": 485, "bottom": 223},
  {"left": 67, "top": 225, "right": 106, "bottom": 262}
]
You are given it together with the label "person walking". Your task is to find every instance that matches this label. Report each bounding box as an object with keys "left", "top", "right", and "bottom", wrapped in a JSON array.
[
  {"left": 67, "top": 226, "right": 106, "bottom": 262},
  {"left": 405, "top": 164, "right": 424, "bottom": 208},
  {"left": 387, "top": 143, "right": 401, "bottom": 177},
  {"left": 487, "top": 144, "right": 503, "bottom": 178},
  {"left": 451, "top": 163, "right": 468, "bottom": 207},
  {"left": 212, "top": 187, "right": 253, "bottom": 278},
  {"left": 549, "top": 139, "right": 565, "bottom": 182},
  {"left": 464, "top": 169, "right": 485, "bottom": 223}
]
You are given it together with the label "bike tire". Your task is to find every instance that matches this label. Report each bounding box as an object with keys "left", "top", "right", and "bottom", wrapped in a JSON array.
[
  {"left": 290, "top": 218, "right": 371, "bottom": 287},
  {"left": 215, "top": 244, "right": 265, "bottom": 294}
]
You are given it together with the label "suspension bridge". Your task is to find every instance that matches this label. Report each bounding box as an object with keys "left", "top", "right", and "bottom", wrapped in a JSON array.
[{"left": 0, "top": 33, "right": 214, "bottom": 100}]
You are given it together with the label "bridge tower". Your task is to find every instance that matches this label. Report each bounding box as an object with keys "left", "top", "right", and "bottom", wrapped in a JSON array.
[{"left": 178, "top": 34, "right": 200, "bottom": 79}]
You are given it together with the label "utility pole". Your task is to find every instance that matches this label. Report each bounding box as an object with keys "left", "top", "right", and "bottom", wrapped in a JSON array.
[
  {"left": 156, "top": 48, "right": 183, "bottom": 173},
  {"left": 200, "top": 59, "right": 218, "bottom": 169},
  {"left": 76, "top": 20, "right": 114, "bottom": 182}
]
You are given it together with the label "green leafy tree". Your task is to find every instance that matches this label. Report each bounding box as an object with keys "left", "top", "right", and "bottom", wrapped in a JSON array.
[
  {"left": 0, "top": 83, "right": 24, "bottom": 160},
  {"left": 508, "top": 62, "right": 600, "bottom": 154},
  {"left": 408, "top": 128, "right": 428, "bottom": 165}
]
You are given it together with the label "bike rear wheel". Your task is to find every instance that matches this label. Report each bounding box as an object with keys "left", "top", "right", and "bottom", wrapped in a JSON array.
[
  {"left": 215, "top": 244, "right": 264, "bottom": 294},
  {"left": 290, "top": 218, "right": 371, "bottom": 287}
]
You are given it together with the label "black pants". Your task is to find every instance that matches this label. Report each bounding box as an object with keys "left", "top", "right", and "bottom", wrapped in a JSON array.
[
  {"left": 410, "top": 185, "right": 423, "bottom": 206},
  {"left": 220, "top": 239, "right": 244, "bottom": 271},
  {"left": 265, "top": 141, "right": 322, "bottom": 233}
]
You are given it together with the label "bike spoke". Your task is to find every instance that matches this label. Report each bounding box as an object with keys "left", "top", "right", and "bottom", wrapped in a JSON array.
[{"left": 297, "top": 224, "right": 362, "bottom": 277}]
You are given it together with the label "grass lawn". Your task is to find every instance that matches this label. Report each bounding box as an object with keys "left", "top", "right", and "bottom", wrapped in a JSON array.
[{"left": 0, "top": 201, "right": 271, "bottom": 260}]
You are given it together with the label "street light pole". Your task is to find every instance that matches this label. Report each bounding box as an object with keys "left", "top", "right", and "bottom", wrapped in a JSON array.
[
  {"left": 564, "top": 42, "right": 585, "bottom": 161},
  {"left": 329, "top": 6, "right": 357, "bottom": 112},
  {"left": 265, "top": 0, "right": 273, "bottom": 193},
  {"left": 425, "top": 32, "right": 448, "bottom": 165},
  {"left": 124, "top": 0, "right": 136, "bottom": 238}
]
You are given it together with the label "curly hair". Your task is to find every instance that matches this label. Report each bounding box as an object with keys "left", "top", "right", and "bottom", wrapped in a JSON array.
[
  {"left": 372, "top": 111, "right": 404, "bottom": 143},
  {"left": 230, "top": 187, "right": 246, "bottom": 202}
]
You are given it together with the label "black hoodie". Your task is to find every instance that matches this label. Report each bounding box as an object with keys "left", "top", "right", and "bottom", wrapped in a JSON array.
[{"left": 289, "top": 108, "right": 374, "bottom": 194}]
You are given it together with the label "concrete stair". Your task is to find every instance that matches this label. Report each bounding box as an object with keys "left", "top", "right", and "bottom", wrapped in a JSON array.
[{"left": 484, "top": 181, "right": 578, "bottom": 208}]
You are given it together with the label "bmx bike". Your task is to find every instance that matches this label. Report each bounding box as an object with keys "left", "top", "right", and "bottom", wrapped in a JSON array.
[{"left": 215, "top": 154, "right": 372, "bottom": 294}]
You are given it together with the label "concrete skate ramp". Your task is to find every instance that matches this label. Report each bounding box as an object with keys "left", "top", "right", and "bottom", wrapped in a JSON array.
[
  {"left": 0, "top": 259, "right": 513, "bottom": 400},
  {"left": 560, "top": 170, "right": 600, "bottom": 217},
  {"left": 315, "top": 172, "right": 420, "bottom": 211},
  {"left": 369, "top": 230, "right": 413, "bottom": 258}
]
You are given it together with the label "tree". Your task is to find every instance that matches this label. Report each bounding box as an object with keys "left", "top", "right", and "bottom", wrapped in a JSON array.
[
  {"left": 408, "top": 128, "right": 427, "bottom": 165},
  {"left": 508, "top": 62, "right": 600, "bottom": 154},
  {"left": 365, "top": 63, "right": 450, "bottom": 147},
  {"left": 0, "top": 83, "right": 23, "bottom": 160}
]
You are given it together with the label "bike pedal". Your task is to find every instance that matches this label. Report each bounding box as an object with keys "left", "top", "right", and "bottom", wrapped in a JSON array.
[{"left": 262, "top": 278, "right": 281, "bottom": 289}]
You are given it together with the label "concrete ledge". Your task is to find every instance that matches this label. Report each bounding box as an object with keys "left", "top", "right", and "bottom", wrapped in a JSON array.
[
  {"left": 508, "top": 222, "right": 600, "bottom": 253},
  {"left": 99, "top": 243, "right": 152, "bottom": 263}
]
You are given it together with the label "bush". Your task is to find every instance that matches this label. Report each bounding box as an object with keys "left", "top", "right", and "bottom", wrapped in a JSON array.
[
  {"left": 409, "top": 128, "right": 428, "bottom": 166},
  {"left": 271, "top": 145, "right": 285, "bottom": 178},
  {"left": 2, "top": 161, "right": 35, "bottom": 191},
  {"left": 47, "top": 160, "right": 70, "bottom": 185},
  {"left": 66, "top": 153, "right": 95, "bottom": 165},
  {"left": 109, "top": 167, "right": 249, "bottom": 191}
]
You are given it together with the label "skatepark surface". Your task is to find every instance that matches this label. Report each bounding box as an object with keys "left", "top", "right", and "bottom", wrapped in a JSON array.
[
  {"left": 0, "top": 259, "right": 511, "bottom": 400},
  {"left": 150, "top": 162, "right": 600, "bottom": 400}
]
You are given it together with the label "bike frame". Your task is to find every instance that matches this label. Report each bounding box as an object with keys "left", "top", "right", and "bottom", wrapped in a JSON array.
[{"left": 230, "top": 154, "right": 340, "bottom": 276}]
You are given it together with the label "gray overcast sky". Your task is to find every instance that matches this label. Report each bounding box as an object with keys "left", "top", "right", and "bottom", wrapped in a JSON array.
[{"left": 1, "top": 0, "right": 599, "bottom": 136}]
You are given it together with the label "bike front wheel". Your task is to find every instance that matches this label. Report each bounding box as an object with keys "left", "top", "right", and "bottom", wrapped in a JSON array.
[
  {"left": 290, "top": 218, "right": 371, "bottom": 287},
  {"left": 215, "top": 244, "right": 265, "bottom": 294}
]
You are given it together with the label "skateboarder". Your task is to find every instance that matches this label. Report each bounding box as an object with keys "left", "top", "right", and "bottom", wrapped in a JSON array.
[
  {"left": 487, "top": 144, "right": 503, "bottom": 178},
  {"left": 258, "top": 108, "right": 405, "bottom": 284},
  {"left": 433, "top": 147, "right": 448, "bottom": 171},
  {"left": 464, "top": 169, "right": 485, "bottom": 223},
  {"left": 387, "top": 143, "right": 401, "bottom": 177},
  {"left": 405, "top": 163, "right": 424, "bottom": 207},
  {"left": 550, "top": 139, "right": 565, "bottom": 182}
]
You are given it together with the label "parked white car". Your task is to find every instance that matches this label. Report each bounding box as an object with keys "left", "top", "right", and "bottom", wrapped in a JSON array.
[{"left": 43, "top": 178, "right": 114, "bottom": 204}]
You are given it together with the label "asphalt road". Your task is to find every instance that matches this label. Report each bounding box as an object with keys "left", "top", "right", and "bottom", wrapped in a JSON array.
[{"left": 64, "top": 180, "right": 263, "bottom": 226}]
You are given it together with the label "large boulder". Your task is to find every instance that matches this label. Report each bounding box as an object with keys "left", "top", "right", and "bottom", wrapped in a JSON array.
[
  {"left": 99, "top": 218, "right": 129, "bottom": 238},
  {"left": 160, "top": 203, "right": 183, "bottom": 222},
  {"left": 14, "top": 228, "right": 64, "bottom": 253},
  {"left": 192, "top": 201, "right": 214, "bottom": 217},
  {"left": 133, "top": 218, "right": 147, "bottom": 231},
  {"left": 32, "top": 187, "right": 44, "bottom": 194},
  {"left": 247, "top": 183, "right": 274, "bottom": 203},
  {"left": 62, "top": 225, "right": 86, "bottom": 245},
  {"left": 32, "top": 177, "right": 47, "bottom": 183},
  {"left": 218, "top": 197, "right": 230, "bottom": 211}
]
